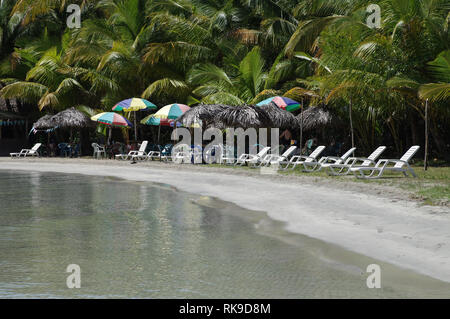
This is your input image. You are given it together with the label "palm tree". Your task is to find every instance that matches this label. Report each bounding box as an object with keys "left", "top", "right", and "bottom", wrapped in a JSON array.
[
  {"left": 0, "top": 47, "right": 93, "bottom": 110},
  {"left": 1, "top": 0, "right": 448, "bottom": 159}
]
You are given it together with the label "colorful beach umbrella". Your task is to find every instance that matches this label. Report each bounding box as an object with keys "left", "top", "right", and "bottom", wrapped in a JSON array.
[
  {"left": 141, "top": 116, "right": 177, "bottom": 127},
  {"left": 148, "top": 103, "right": 190, "bottom": 121},
  {"left": 91, "top": 112, "right": 133, "bottom": 127},
  {"left": 112, "top": 98, "right": 156, "bottom": 140},
  {"left": 112, "top": 98, "right": 157, "bottom": 112},
  {"left": 142, "top": 103, "right": 190, "bottom": 142},
  {"left": 256, "top": 96, "right": 301, "bottom": 112}
]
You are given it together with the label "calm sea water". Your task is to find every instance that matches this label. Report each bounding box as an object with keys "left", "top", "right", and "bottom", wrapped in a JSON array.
[{"left": 0, "top": 170, "right": 449, "bottom": 298}]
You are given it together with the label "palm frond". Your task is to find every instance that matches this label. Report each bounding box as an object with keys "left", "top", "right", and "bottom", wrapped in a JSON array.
[{"left": 419, "top": 83, "right": 450, "bottom": 101}]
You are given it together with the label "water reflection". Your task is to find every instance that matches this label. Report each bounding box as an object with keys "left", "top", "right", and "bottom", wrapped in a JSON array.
[{"left": 0, "top": 170, "right": 449, "bottom": 299}]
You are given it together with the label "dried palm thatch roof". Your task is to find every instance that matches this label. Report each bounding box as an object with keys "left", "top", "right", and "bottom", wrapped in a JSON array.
[
  {"left": 297, "top": 106, "right": 342, "bottom": 131},
  {"left": 258, "top": 102, "right": 298, "bottom": 128},
  {"left": 51, "top": 107, "right": 92, "bottom": 128},
  {"left": 33, "top": 114, "right": 56, "bottom": 129},
  {"left": 216, "top": 105, "right": 270, "bottom": 129},
  {"left": 178, "top": 103, "right": 300, "bottom": 129},
  {"left": 176, "top": 104, "right": 228, "bottom": 128}
]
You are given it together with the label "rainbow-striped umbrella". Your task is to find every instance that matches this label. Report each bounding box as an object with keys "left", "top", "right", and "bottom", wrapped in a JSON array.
[
  {"left": 91, "top": 112, "right": 132, "bottom": 145},
  {"left": 147, "top": 103, "right": 190, "bottom": 122},
  {"left": 91, "top": 112, "right": 133, "bottom": 127},
  {"left": 141, "top": 116, "right": 177, "bottom": 127},
  {"left": 112, "top": 98, "right": 156, "bottom": 140},
  {"left": 112, "top": 98, "right": 157, "bottom": 112},
  {"left": 142, "top": 104, "right": 190, "bottom": 142},
  {"left": 256, "top": 96, "right": 300, "bottom": 112}
]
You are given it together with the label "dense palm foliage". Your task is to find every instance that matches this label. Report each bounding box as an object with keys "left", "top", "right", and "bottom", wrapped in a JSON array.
[{"left": 0, "top": 0, "right": 449, "bottom": 158}]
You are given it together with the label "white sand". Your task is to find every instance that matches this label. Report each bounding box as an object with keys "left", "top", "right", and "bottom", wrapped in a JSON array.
[{"left": 1, "top": 158, "right": 449, "bottom": 283}]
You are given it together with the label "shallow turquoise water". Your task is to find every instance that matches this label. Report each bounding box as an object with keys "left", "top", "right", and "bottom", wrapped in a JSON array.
[{"left": 0, "top": 170, "right": 449, "bottom": 298}]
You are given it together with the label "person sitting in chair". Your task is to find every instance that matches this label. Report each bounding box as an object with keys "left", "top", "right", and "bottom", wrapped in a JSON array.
[{"left": 280, "top": 129, "right": 292, "bottom": 148}]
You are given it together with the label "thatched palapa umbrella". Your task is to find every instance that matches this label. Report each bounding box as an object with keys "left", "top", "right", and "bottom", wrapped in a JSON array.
[
  {"left": 51, "top": 107, "right": 91, "bottom": 129},
  {"left": 297, "top": 106, "right": 342, "bottom": 131},
  {"left": 33, "top": 114, "right": 56, "bottom": 129},
  {"left": 32, "top": 114, "right": 56, "bottom": 146},
  {"left": 176, "top": 104, "right": 228, "bottom": 128},
  {"left": 258, "top": 102, "right": 298, "bottom": 129},
  {"left": 216, "top": 105, "right": 270, "bottom": 129},
  {"left": 50, "top": 107, "right": 93, "bottom": 154}
]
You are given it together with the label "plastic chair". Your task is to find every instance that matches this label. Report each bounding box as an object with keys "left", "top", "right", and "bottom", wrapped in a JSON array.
[{"left": 92, "top": 143, "right": 106, "bottom": 159}]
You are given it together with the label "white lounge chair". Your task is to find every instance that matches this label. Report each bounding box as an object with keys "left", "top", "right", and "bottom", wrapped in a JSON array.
[
  {"left": 351, "top": 146, "right": 420, "bottom": 179},
  {"left": 279, "top": 146, "right": 326, "bottom": 171},
  {"left": 234, "top": 147, "right": 271, "bottom": 166},
  {"left": 10, "top": 143, "right": 42, "bottom": 158},
  {"left": 315, "top": 147, "right": 356, "bottom": 171},
  {"left": 219, "top": 145, "right": 237, "bottom": 165},
  {"left": 322, "top": 146, "right": 386, "bottom": 176},
  {"left": 116, "top": 141, "right": 148, "bottom": 160},
  {"left": 265, "top": 146, "right": 298, "bottom": 167}
]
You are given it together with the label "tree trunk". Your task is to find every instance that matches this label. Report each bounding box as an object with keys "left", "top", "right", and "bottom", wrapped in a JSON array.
[
  {"left": 349, "top": 97, "right": 355, "bottom": 148},
  {"left": 424, "top": 100, "right": 428, "bottom": 171}
]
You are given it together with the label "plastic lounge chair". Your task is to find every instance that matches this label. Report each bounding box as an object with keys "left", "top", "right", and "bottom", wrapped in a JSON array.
[
  {"left": 234, "top": 147, "right": 271, "bottom": 166},
  {"left": 322, "top": 146, "right": 386, "bottom": 176},
  {"left": 262, "top": 146, "right": 298, "bottom": 168},
  {"left": 350, "top": 146, "right": 420, "bottom": 179},
  {"left": 220, "top": 145, "right": 237, "bottom": 165},
  {"left": 92, "top": 143, "right": 106, "bottom": 159},
  {"left": 315, "top": 147, "right": 356, "bottom": 172},
  {"left": 142, "top": 145, "right": 163, "bottom": 161},
  {"left": 116, "top": 141, "right": 148, "bottom": 160},
  {"left": 160, "top": 144, "right": 174, "bottom": 162},
  {"left": 10, "top": 143, "right": 42, "bottom": 158},
  {"left": 279, "top": 146, "right": 326, "bottom": 171},
  {"left": 171, "top": 144, "right": 195, "bottom": 164}
]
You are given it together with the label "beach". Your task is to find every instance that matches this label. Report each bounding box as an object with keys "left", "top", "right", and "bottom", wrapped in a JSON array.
[{"left": 1, "top": 157, "right": 449, "bottom": 284}]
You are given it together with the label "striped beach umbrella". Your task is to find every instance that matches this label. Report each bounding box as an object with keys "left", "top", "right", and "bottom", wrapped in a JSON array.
[
  {"left": 91, "top": 112, "right": 133, "bottom": 127},
  {"left": 91, "top": 112, "right": 132, "bottom": 145},
  {"left": 112, "top": 98, "right": 157, "bottom": 112},
  {"left": 142, "top": 104, "right": 190, "bottom": 142},
  {"left": 112, "top": 98, "right": 156, "bottom": 140},
  {"left": 256, "top": 96, "right": 300, "bottom": 112},
  {"left": 148, "top": 103, "right": 190, "bottom": 121},
  {"left": 141, "top": 116, "right": 177, "bottom": 127}
]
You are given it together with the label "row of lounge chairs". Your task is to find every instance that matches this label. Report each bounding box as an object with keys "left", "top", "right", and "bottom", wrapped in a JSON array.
[
  {"left": 10, "top": 141, "right": 421, "bottom": 179},
  {"left": 113, "top": 140, "right": 420, "bottom": 179},
  {"left": 225, "top": 144, "right": 419, "bottom": 179}
]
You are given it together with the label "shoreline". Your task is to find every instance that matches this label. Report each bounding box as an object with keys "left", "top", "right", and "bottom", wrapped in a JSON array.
[{"left": 1, "top": 157, "right": 449, "bottom": 283}]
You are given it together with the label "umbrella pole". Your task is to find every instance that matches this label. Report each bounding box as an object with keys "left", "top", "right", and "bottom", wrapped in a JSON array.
[
  {"left": 157, "top": 125, "right": 161, "bottom": 144},
  {"left": 300, "top": 98, "right": 303, "bottom": 154},
  {"left": 108, "top": 127, "right": 112, "bottom": 145},
  {"left": 134, "top": 111, "right": 138, "bottom": 141}
]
